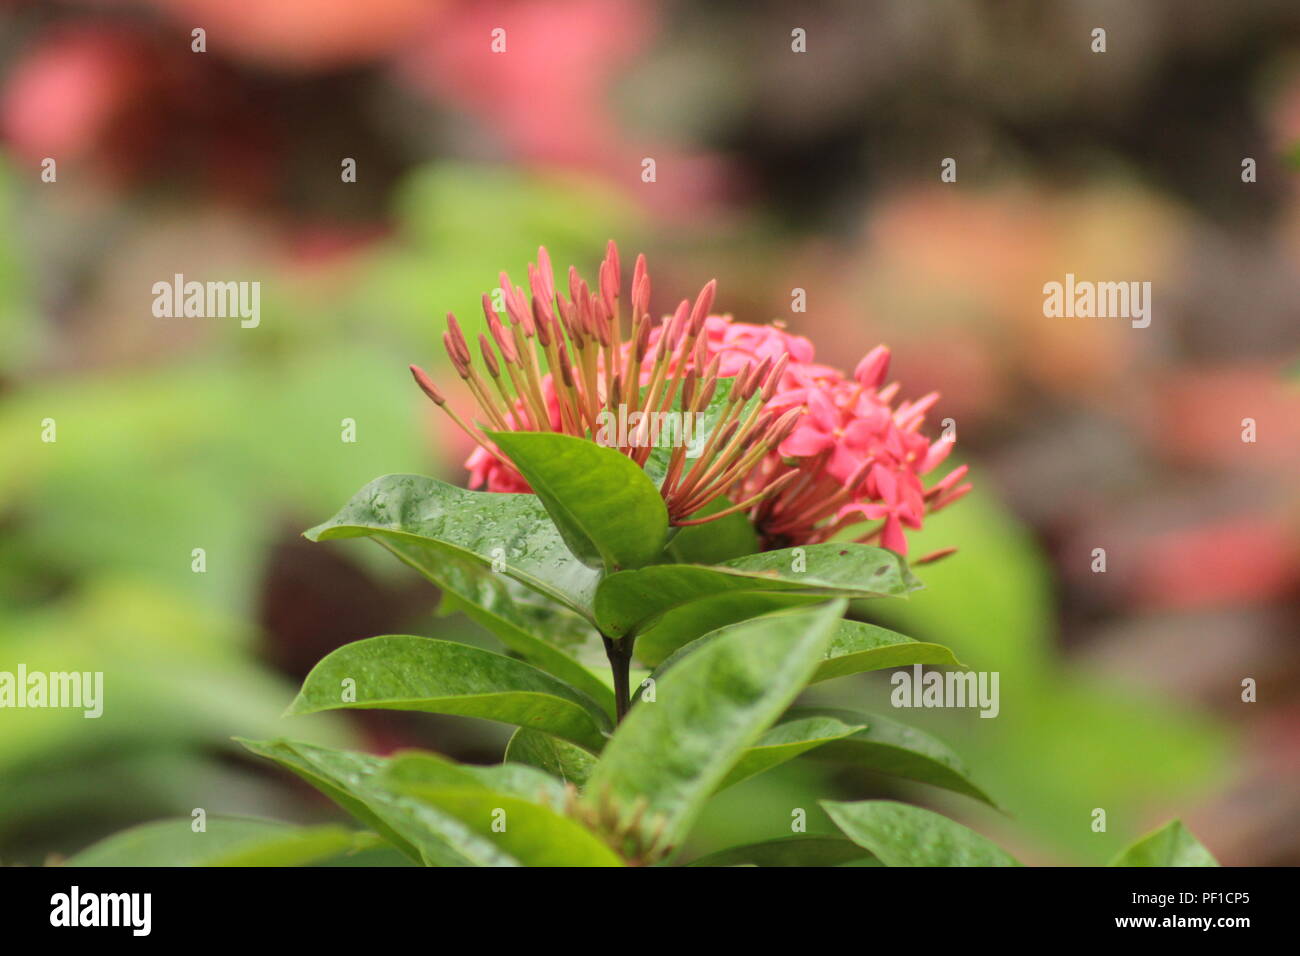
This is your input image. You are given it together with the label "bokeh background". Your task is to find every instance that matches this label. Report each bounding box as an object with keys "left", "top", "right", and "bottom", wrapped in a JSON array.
[{"left": 2, "top": 0, "right": 1298, "bottom": 866}]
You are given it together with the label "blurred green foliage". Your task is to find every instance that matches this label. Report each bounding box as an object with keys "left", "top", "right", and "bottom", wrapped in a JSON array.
[{"left": 0, "top": 161, "right": 637, "bottom": 863}]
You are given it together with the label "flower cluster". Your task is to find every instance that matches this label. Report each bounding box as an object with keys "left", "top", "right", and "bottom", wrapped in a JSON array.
[{"left": 411, "top": 243, "right": 969, "bottom": 557}]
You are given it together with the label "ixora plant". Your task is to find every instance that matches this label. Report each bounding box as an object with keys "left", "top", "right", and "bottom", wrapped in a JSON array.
[{"left": 72, "top": 244, "right": 1215, "bottom": 868}]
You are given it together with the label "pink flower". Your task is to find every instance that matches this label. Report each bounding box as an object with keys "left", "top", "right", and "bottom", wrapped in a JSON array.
[
  {"left": 697, "top": 321, "right": 967, "bottom": 555},
  {"left": 413, "top": 244, "right": 969, "bottom": 555}
]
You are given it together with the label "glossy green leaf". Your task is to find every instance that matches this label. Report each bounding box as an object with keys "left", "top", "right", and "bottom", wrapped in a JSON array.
[
  {"left": 237, "top": 738, "right": 515, "bottom": 866},
  {"left": 382, "top": 780, "right": 621, "bottom": 868},
  {"left": 823, "top": 800, "right": 1020, "bottom": 867},
  {"left": 687, "top": 835, "right": 877, "bottom": 867},
  {"left": 636, "top": 592, "right": 820, "bottom": 666},
  {"left": 1108, "top": 820, "right": 1218, "bottom": 867},
  {"left": 379, "top": 754, "right": 613, "bottom": 868},
  {"left": 416, "top": 550, "right": 613, "bottom": 714},
  {"left": 286, "top": 636, "right": 611, "bottom": 752},
  {"left": 719, "top": 713, "right": 865, "bottom": 790},
  {"left": 597, "top": 543, "right": 920, "bottom": 639},
  {"left": 238, "top": 738, "right": 422, "bottom": 860},
  {"left": 505, "top": 727, "right": 598, "bottom": 788},
  {"left": 813, "top": 619, "right": 964, "bottom": 682},
  {"left": 489, "top": 431, "right": 668, "bottom": 571},
  {"left": 305, "top": 473, "right": 601, "bottom": 619},
  {"left": 653, "top": 614, "right": 962, "bottom": 683},
  {"left": 585, "top": 601, "right": 845, "bottom": 850},
  {"left": 795, "top": 708, "right": 996, "bottom": 807},
  {"left": 381, "top": 750, "right": 570, "bottom": 806},
  {"left": 65, "top": 816, "right": 362, "bottom": 867}
]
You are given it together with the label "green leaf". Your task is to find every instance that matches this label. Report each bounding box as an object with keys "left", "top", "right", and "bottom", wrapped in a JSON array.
[
  {"left": 1108, "top": 820, "right": 1219, "bottom": 867},
  {"left": 505, "top": 727, "right": 598, "bottom": 788},
  {"left": 286, "top": 636, "right": 611, "bottom": 752},
  {"left": 584, "top": 601, "right": 845, "bottom": 850},
  {"left": 381, "top": 750, "right": 570, "bottom": 806},
  {"left": 379, "top": 754, "right": 613, "bottom": 868},
  {"left": 813, "top": 619, "right": 964, "bottom": 682},
  {"left": 795, "top": 708, "right": 996, "bottom": 807},
  {"left": 636, "top": 592, "right": 820, "bottom": 666},
  {"left": 400, "top": 787, "right": 621, "bottom": 866},
  {"left": 488, "top": 431, "right": 668, "bottom": 571},
  {"left": 823, "top": 800, "right": 1020, "bottom": 867},
  {"left": 719, "top": 713, "right": 866, "bottom": 790},
  {"left": 371, "top": 749, "right": 482, "bottom": 788},
  {"left": 317, "top": 846, "right": 420, "bottom": 867},
  {"left": 237, "top": 738, "right": 517, "bottom": 866},
  {"left": 65, "top": 816, "right": 362, "bottom": 867},
  {"left": 654, "top": 615, "right": 964, "bottom": 684},
  {"left": 597, "top": 542, "right": 920, "bottom": 640},
  {"left": 415, "top": 549, "right": 613, "bottom": 715},
  {"left": 305, "top": 473, "right": 601, "bottom": 619},
  {"left": 238, "top": 738, "right": 423, "bottom": 860},
  {"left": 687, "top": 835, "right": 877, "bottom": 867}
]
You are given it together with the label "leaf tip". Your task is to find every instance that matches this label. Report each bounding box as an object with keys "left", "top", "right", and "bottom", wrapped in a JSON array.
[{"left": 282, "top": 695, "right": 314, "bottom": 718}]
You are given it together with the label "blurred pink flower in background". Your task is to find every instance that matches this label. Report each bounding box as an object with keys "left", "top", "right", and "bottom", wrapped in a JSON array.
[
  {"left": 1153, "top": 364, "right": 1300, "bottom": 471},
  {"left": 395, "top": 0, "right": 652, "bottom": 165},
  {"left": 141, "top": 0, "right": 436, "bottom": 70},
  {"left": 1131, "top": 516, "right": 1298, "bottom": 612},
  {"left": 1, "top": 25, "right": 151, "bottom": 163},
  {"left": 393, "top": 0, "right": 733, "bottom": 217},
  {"left": 0, "top": 21, "right": 278, "bottom": 195}
]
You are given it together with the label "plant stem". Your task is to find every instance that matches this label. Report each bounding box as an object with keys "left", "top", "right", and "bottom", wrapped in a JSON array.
[{"left": 602, "top": 634, "right": 635, "bottom": 723}]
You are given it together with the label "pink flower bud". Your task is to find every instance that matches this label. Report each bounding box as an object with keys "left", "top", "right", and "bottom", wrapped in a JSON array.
[{"left": 854, "top": 345, "right": 891, "bottom": 389}]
